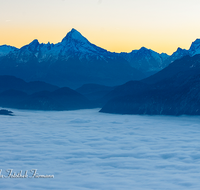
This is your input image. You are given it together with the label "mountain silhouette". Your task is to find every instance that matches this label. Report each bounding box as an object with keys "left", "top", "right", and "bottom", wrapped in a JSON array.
[
  {"left": 0, "top": 29, "right": 145, "bottom": 88},
  {"left": 100, "top": 55, "right": 200, "bottom": 115}
]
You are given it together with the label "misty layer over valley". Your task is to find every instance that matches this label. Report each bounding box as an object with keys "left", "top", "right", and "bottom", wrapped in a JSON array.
[{"left": 1, "top": 109, "right": 200, "bottom": 190}]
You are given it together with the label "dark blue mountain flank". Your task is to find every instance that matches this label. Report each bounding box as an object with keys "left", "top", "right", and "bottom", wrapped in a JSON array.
[
  {"left": 0, "top": 89, "right": 28, "bottom": 108},
  {"left": 100, "top": 55, "right": 200, "bottom": 115},
  {"left": 0, "top": 75, "right": 93, "bottom": 110},
  {"left": 0, "top": 87, "right": 93, "bottom": 111},
  {"left": 0, "top": 75, "right": 59, "bottom": 94},
  {"left": 102, "top": 80, "right": 151, "bottom": 101},
  {"left": 76, "top": 83, "right": 115, "bottom": 101},
  {"left": 21, "top": 87, "right": 92, "bottom": 110},
  {"left": 142, "top": 54, "right": 200, "bottom": 84}
]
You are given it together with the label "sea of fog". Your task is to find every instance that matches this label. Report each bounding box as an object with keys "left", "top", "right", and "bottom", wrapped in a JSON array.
[{"left": 0, "top": 108, "right": 200, "bottom": 190}]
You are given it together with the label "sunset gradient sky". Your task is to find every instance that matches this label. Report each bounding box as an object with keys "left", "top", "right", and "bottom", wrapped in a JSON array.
[{"left": 1, "top": 0, "right": 200, "bottom": 55}]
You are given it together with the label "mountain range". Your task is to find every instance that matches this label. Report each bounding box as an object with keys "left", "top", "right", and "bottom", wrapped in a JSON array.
[
  {"left": 1, "top": 28, "right": 200, "bottom": 88},
  {"left": 1, "top": 28, "right": 200, "bottom": 115},
  {"left": 1, "top": 53, "right": 200, "bottom": 115},
  {"left": 0, "top": 29, "right": 143, "bottom": 88},
  {"left": 0, "top": 75, "right": 93, "bottom": 110}
]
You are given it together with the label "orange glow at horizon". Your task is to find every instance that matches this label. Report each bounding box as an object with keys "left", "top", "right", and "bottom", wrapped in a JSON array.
[
  {"left": 1, "top": 0, "right": 200, "bottom": 55},
  {"left": 0, "top": 26, "right": 197, "bottom": 55}
]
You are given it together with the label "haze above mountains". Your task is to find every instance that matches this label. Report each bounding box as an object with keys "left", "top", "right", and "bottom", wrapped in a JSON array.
[{"left": 1, "top": 28, "right": 200, "bottom": 88}]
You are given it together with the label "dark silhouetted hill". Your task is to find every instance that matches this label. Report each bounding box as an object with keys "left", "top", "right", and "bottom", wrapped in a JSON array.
[
  {"left": 0, "top": 87, "right": 93, "bottom": 111},
  {"left": 100, "top": 55, "right": 200, "bottom": 115},
  {"left": 76, "top": 83, "right": 115, "bottom": 101},
  {"left": 0, "top": 75, "right": 59, "bottom": 94}
]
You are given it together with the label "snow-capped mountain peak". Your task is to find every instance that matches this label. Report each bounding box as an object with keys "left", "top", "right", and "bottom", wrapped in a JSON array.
[
  {"left": 139, "top": 47, "right": 148, "bottom": 51},
  {"left": 5, "top": 28, "right": 111, "bottom": 63},
  {"left": 57, "top": 28, "right": 111, "bottom": 59},
  {"left": 176, "top": 47, "right": 184, "bottom": 52},
  {"left": 172, "top": 47, "right": 188, "bottom": 56},
  {"left": 61, "top": 28, "right": 89, "bottom": 45},
  {"left": 0, "top": 45, "right": 18, "bottom": 57},
  {"left": 164, "top": 47, "right": 189, "bottom": 64},
  {"left": 189, "top": 39, "right": 200, "bottom": 56},
  {"left": 27, "top": 39, "right": 40, "bottom": 52}
]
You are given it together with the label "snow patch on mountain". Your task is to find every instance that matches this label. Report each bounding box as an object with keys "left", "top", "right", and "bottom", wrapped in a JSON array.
[
  {"left": 0, "top": 45, "right": 18, "bottom": 57},
  {"left": 61, "top": 28, "right": 89, "bottom": 44},
  {"left": 6, "top": 28, "right": 117, "bottom": 64},
  {"left": 120, "top": 47, "right": 169, "bottom": 73},
  {"left": 167, "top": 47, "right": 189, "bottom": 63},
  {"left": 189, "top": 39, "right": 200, "bottom": 56}
]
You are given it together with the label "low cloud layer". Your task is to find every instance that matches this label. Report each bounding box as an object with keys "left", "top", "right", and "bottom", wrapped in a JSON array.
[{"left": 0, "top": 109, "right": 200, "bottom": 189}]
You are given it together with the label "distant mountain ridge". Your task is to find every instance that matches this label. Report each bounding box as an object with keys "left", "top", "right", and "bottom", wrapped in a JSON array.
[
  {"left": 0, "top": 29, "right": 145, "bottom": 88},
  {"left": 0, "top": 75, "right": 59, "bottom": 94},
  {"left": 0, "top": 45, "right": 17, "bottom": 57},
  {"left": 120, "top": 47, "right": 169, "bottom": 76},
  {"left": 1, "top": 30, "right": 200, "bottom": 64},
  {"left": 163, "top": 39, "right": 200, "bottom": 65},
  {"left": 5, "top": 29, "right": 117, "bottom": 63},
  {"left": 0, "top": 75, "right": 93, "bottom": 110},
  {"left": 1, "top": 29, "right": 200, "bottom": 87}
]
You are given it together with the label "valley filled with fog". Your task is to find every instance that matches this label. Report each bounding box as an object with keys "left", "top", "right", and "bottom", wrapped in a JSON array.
[{"left": 0, "top": 108, "right": 200, "bottom": 190}]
